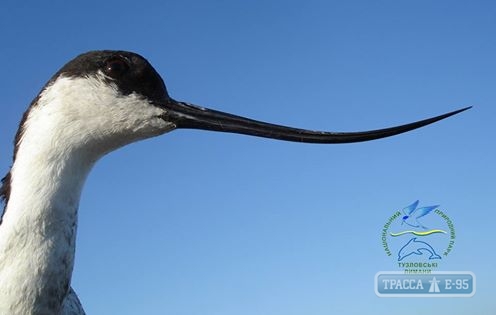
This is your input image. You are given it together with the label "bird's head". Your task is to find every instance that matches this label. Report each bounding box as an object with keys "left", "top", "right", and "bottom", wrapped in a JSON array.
[{"left": 14, "top": 50, "right": 470, "bottom": 160}]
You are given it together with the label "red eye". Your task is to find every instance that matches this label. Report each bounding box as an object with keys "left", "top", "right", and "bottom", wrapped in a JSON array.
[{"left": 104, "top": 56, "right": 129, "bottom": 77}]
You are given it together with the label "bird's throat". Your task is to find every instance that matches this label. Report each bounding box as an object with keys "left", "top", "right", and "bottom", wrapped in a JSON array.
[{"left": 0, "top": 131, "right": 95, "bottom": 314}]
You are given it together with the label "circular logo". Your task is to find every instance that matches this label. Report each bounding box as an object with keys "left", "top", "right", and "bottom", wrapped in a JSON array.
[{"left": 381, "top": 200, "right": 455, "bottom": 273}]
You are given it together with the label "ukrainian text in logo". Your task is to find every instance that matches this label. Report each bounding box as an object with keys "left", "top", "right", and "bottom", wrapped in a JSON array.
[{"left": 377, "top": 200, "right": 475, "bottom": 297}]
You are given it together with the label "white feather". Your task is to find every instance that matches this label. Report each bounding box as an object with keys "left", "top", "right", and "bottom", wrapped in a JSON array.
[{"left": 0, "top": 74, "right": 174, "bottom": 314}]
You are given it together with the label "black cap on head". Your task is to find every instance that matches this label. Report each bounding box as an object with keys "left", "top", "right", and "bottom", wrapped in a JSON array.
[
  {"left": 39, "top": 50, "right": 472, "bottom": 144},
  {"left": 54, "top": 50, "right": 170, "bottom": 103}
]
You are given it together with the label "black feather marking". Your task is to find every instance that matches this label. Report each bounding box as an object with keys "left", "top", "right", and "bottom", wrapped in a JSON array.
[{"left": 1, "top": 50, "right": 170, "bottom": 224}]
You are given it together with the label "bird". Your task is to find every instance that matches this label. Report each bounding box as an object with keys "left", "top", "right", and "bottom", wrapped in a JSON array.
[
  {"left": 0, "top": 50, "right": 470, "bottom": 314},
  {"left": 401, "top": 200, "right": 439, "bottom": 229}
]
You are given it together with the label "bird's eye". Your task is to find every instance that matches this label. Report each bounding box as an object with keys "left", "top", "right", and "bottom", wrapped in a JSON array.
[{"left": 103, "top": 56, "right": 129, "bottom": 78}]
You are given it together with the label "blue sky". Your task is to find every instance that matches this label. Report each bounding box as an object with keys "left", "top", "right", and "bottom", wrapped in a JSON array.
[{"left": 1, "top": 1, "right": 494, "bottom": 314}]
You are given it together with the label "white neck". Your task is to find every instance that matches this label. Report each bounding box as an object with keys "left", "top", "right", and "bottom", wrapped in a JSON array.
[
  {"left": 0, "top": 128, "right": 95, "bottom": 314},
  {"left": 0, "top": 78, "right": 104, "bottom": 314},
  {"left": 0, "top": 73, "right": 172, "bottom": 314}
]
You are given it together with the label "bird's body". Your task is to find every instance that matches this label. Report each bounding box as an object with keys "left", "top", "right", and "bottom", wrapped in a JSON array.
[{"left": 0, "top": 51, "right": 469, "bottom": 314}]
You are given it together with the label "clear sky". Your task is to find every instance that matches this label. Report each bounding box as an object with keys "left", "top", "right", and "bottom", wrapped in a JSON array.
[{"left": 0, "top": 1, "right": 494, "bottom": 314}]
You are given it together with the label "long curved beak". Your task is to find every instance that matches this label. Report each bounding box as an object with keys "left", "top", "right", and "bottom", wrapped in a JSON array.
[{"left": 160, "top": 100, "right": 471, "bottom": 143}]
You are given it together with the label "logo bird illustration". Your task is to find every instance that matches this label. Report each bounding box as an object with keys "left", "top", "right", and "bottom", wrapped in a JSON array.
[{"left": 401, "top": 200, "right": 439, "bottom": 230}]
